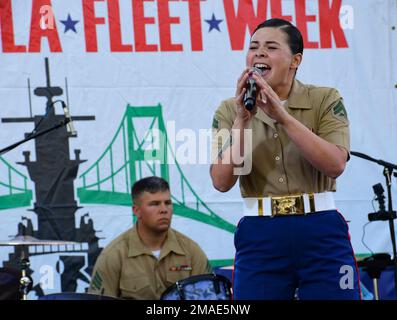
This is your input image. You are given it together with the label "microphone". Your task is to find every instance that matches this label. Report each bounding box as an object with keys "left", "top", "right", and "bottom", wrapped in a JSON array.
[
  {"left": 243, "top": 67, "right": 261, "bottom": 111},
  {"left": 61, "top": 101, "right": 77, "bottom": 136}
]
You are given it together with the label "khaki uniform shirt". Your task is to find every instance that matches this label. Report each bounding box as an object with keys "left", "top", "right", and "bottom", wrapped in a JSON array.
[
  {"left": 212, "top": 79, "right": 350, "bottom": 197},
  {"left": 88, "top": 226, "right": 212, "bottom": 300}
]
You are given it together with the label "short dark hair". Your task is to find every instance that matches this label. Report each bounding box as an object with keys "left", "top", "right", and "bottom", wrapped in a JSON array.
[
  {"left": 252, "top": 18, "right": 304, "bottom": 55},
  {"left": 131, "top": 176, "right": 170, "bottom": 203}
]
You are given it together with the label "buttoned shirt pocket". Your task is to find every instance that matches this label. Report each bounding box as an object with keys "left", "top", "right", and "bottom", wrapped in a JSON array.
[{"left": 120, "top": 275, "right": 151, "bottom": 300}]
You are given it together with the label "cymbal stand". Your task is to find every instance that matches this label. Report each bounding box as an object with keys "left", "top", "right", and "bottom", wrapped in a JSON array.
[
  {"left": 19, "top": 246, "right": 33, "bottom": 300},
  {"left": 351, "top": 151, "right": 397, "bottom": 293}
]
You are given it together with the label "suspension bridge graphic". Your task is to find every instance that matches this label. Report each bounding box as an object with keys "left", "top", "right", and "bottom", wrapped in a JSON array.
[
  {"left": 0, "top": 103, "right": 236, "bottom": 270},
  {"left": 0, "top": 58, "right": 235, "bottom": 295},
  {"left": 0, "top": 156, "right": 32, "bottom": 210},
  {"left": 0, "top": 103, "right": 236, "bottom": 233},
  {"left": 77, "top": 104, "right": 236, "bottom": 234}
]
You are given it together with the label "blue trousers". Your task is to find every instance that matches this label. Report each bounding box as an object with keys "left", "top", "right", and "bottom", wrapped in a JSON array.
[{"left": 233, "top": 210, "right": 361, "bottom": 300}]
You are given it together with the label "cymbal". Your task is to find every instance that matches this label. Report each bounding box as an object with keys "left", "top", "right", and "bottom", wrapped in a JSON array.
[{"left": 0, "top": 235, "right": 80, "bottom": 246}]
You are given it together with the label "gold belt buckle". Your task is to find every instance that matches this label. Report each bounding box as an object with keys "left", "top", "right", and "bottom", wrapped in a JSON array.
[{"left": 271, "top": 194, "right": 305, "bottom": 216}]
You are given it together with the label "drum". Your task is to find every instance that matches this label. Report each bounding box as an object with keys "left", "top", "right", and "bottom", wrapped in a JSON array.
[
  {"left": 38, "top": 292, "right": 121, "bottom": 300},
  {"left": 160, "top": 273, "right": 232, "bottom": 300},
  {"left": 0, "top": 267, "right": 22, "bottom": 300}
]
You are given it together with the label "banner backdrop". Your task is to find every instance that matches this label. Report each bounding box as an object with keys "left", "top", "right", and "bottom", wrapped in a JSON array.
[{"left": 0, "top": 0, "right": 396, "bottom": 298}]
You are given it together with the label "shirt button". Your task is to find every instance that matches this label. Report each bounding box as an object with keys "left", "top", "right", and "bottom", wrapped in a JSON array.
[
  {"left": 278, "top": 177, "right": 284, "bottom": 183},
  {"left": 275, "top": 156, "right": 281, "bottom": 161},
  {"left": 273, "top": 133, "right": 279, "bottom": 138}
]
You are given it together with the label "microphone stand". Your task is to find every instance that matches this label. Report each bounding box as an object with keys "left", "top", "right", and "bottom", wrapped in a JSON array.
[
  {"left": 351, "top": 151, "right": 397, "bottom": 295},
  {"left": 0, "top": 118, "right": 70, "bottom": 156}
]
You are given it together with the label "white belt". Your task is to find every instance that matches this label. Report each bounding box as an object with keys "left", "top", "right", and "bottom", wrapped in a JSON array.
[{"left": 243, "top": 192, "right": 336, "bottom": 217}]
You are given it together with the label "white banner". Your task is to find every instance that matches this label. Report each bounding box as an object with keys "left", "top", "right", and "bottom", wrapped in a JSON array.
[{"left": 0, "top": 0, "right": 396, "bottom": 297}]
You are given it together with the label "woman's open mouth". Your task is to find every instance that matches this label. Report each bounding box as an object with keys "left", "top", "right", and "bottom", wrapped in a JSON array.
[{"left": 253, "top": 63, "right": 271, "bottom": 77}]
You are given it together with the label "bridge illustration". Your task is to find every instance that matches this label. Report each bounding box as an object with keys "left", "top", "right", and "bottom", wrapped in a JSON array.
[
  {"left": 77, "top": 104, "right": 236, "bottom": 234},
  {"left": 1, "top": 104, "right": 235, "bottom": 234},
  {"left": 0, "top": 103, "right": 236, "bottom": 269},
  {"left": 0, "top": 156, "right": 32, "bottom": 210}
]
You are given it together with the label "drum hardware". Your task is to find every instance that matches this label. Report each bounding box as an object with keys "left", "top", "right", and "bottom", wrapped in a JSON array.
[
  {"left": 38, "top": 292, "right": 121, "bottom": 300},
  {"left": 358, "top": 254, "right": 393, "bottom": 300},
  {"left": 0, "top": 235, "right": 80, "bottom": 300},
  {"left": 19, "top": 249, "right": 33, "bottom": 300},
  {"left": 160, "top": 273, "right": 232, "bottom": 300},
  {"left": 213, "top": 274, "right": 221, "bottom": 294},
  {"left": 175, "top": 281, "right": 185, "bottom": 300},
  {"left": 351, "top": 151, "right": 397, "bottom": 299}
]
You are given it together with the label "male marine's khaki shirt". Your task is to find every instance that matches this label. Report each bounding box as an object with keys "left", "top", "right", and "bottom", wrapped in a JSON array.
[
  {"left": 212, "top": 79, "right": 350, "bottom": 197},
  {"left": 88, "top": 226, "right": 212, "bottom": 300}
]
